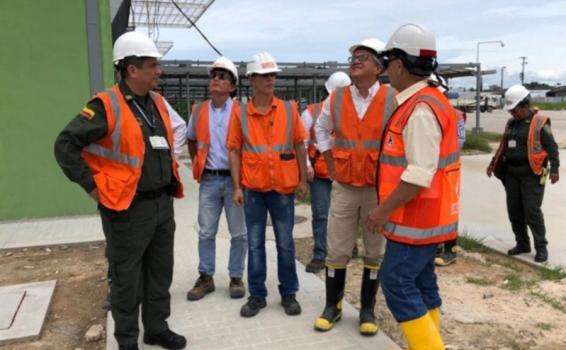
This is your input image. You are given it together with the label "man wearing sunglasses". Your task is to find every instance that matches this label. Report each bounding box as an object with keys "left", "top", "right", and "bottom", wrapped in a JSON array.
[
  {"left": 227, "top": 52, "right": 308, "bottom": 318},
  {"left": 186, "top": 57, "right": 247, "bottom": 302},
  {"left": 365, "top": 24, "right": 460, "bottom": 349},
  {"left": 487, "top": 84, "right": 559, "bottom": 263},
  {"left": 313, "top": 38, "right": 395, "bottom": 336}
]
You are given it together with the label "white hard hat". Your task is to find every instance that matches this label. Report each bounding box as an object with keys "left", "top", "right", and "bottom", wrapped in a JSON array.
[
  {"left": 349, "top": 38, "right": 386, "bottom": 56},
  {"left": 113, "top": 31, "right": 162, "bottom": 64},
  {"left": 325, "top": 71, "right": 351, "bottom": 93},
  {"left": 246, "top": 52, "right": 282, "bottom": 76},
  {"left": 208, "top": 56, "right": 239, "bottom": 83},
  {"left": 384, "top": 24, "right": 436, "bottom": 58},
  {"left": 504, "top": 84, "right": 530, "bottom": 111}
]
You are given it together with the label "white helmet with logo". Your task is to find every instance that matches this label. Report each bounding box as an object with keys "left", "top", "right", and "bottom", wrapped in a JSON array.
[
  {"left": 246, "top": 52, "right": 282, "bottom": 76},
  {"left": 504, "top": 84, "right": 530, "bottom": 111},
  {"left": 349, "top": 38, "right": 386, "bottom": 56},
  {"left": 208, "top": 56, "right": 239, "bottom": 83},
  {"left": 384, "top": 24, "right": 436, "bottom": 58},
  {"left": 325, "top": 71, "right": 352, "bottom": 93},
  {"left": 113, "top": 31, "right": 162, "bottom": 64}
]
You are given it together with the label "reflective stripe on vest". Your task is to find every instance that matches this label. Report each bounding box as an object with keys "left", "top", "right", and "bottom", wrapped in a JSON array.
[
  {"left": 532, "top": 115, "right": 546, "bottom": 153},
  {"left": 192, "top": 102, "right": 208, "bottom": 150},
  {"left": 240, "top": 101, "right": 293, "bottom": 153},
  {"left": 384, "top": 222, "right": 459, "bottom": 240},
  {"left": 379, "top": 149, "right": 460, "bottom": 169},
  {"left": 333, "top": 86, "right": 396, "bottom": 150},
  {"left": 83, "top": 89, "right": 141, "bottom": 167}
]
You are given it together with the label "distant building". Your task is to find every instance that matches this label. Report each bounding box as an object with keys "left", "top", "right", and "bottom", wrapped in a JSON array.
[{"left": 546, "top": 86, "right": 566, "bottom": 97}]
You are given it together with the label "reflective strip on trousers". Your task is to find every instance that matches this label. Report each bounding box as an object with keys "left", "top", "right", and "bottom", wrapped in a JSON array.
[
  {"left": 83, "top": 89, "right": 141, "bottom": 167},
  {"left": 384, "top": 221, "right": 458, "bottom": 240},
  {"left": 240, "top": 101, "right": 294, "bottom": 154}
]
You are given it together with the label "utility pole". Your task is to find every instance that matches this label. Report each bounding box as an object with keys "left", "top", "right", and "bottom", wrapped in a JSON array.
[
  {"left": 500, "top": 66, "right": 506, "bottom": 96},
  {"left": 519, "top": 56, "right": 528, "bottom": 84}
]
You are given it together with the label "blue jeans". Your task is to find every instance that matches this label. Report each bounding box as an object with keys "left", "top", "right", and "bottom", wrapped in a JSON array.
[
  {"left": 309, "top": 177, "right": 332, "bottom": 261},
  {"left": 243, "top": 189, "right": 299, "bottom": 298},
  {"left": 198, "top": 174, "right": 247, "bottom": 278},
  {"left": 379, "top": 240, "right": 441, "bottom": 323}
]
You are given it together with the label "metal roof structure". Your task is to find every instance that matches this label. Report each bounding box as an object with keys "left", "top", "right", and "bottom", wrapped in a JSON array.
[
  {"left": 155, "top": 41, "right": 174, "bottom": 56},
  {"left": 128, "top": 0, "right": 215, "bottom": 28}
]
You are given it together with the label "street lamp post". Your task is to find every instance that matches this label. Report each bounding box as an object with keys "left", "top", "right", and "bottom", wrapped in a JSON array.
[
  {"left": 500, "top": 66, "right": 506, "bottom": 96},
  {"left": 474, "top": 40, "right": 504, "bottom": 133}
]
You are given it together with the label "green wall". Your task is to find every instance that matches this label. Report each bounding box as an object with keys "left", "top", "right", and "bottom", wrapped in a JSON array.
[{"left": 0, "top": 0, "right": 113, "bottom": 220}]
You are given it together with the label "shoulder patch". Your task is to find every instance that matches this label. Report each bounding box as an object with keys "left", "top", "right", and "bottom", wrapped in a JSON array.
[{"left": 80, "top": 107, "right": 95, "bottom": 120}]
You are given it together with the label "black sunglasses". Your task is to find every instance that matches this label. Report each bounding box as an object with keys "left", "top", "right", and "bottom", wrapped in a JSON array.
[
  {"left": 253, "top": 72, "right": 277, "bottom": 78},
  {"left": 210, "top": 70, "right": 232, "bottom": 81}
]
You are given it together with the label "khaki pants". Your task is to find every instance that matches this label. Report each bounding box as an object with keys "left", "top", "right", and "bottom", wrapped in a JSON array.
[{"left": 326, "top": 182, "right": 385, "bottom": 267}]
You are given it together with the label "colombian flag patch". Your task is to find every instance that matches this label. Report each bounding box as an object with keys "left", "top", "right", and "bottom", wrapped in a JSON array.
[{"left": 80, "top": 107, "right": 95, "bottom": 119}]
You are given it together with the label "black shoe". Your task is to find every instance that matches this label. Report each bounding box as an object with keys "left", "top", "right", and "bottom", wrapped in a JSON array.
[
  {"left": 305, "top": 259, "right": 325, "bottom": 273},
  {"left": 144, "top": 329, "right": 187, "bottom": 349},
  {"left": 240, "top": 296, "right": 267, "bottom": 318},
  {"left": 435, "top": 251, "right": 457, "bottom": 266},
  {"left": 534, "top": 249, "right": 548, "bottom": 263},
  {"left": 507, "top": 246, "right": 531, "bottom": 256},
  {"left": 119, "top": 345, "right": 139, "bottom": 350},
  {"left": 281, "top": 294, "right": 302, "bottom": 315}
]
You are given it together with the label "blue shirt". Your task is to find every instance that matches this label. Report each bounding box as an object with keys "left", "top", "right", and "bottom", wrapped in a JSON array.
[{"left": 187, "top": 98, "right": 232, "bottom": 170}]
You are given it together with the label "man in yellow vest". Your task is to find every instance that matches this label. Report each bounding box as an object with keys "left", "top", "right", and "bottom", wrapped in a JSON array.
[
  {"left": 301, "top": 71, "right": 351, "bottom": 274},
  {"left": 185, "top": 57, "right": 247, "bottom": 301},
  {"left": 227, "top": 52, "right": 308, "bottom": 318},
  {"left": 366, "top": 24, "right": 461, "bottom": 349},
  {"left": 54, "top": 32, "right": 186, "bottom": 350},
  {"left": 313, "top": 39, "right": 396, "bottom": 336},
  {"left": 487, "top": 84, "right": 560, "bottom": 263}
]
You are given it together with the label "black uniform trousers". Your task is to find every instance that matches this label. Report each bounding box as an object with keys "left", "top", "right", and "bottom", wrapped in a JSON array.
[
  {"left": 504, "top": 165, "right": 548, "bottom": 251},
  {"left": 100, "top": 192, "right": 175, "bottom": 345}
]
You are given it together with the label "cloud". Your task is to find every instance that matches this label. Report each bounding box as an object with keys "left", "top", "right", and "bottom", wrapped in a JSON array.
[{"left": 483, "top": 1, "right": 566, "bottom": 18}]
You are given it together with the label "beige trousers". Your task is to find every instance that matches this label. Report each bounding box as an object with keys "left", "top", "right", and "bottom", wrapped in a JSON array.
[{"left": 326, "top": 181, "right": 385, "bottom": 267}]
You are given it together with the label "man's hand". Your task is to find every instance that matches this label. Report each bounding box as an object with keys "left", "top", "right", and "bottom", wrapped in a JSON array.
[
  {"left": 550, "top": 172, "right": 560, "bottom": 184},
  {"left": 233, "top": 187, "right": 244, "bottom": 206},
  {"left": 486, "top": 164, "right": 494, "bottom": 178},
  {"left": 327, "top": 162, "right": 336, "bottom": 181},
  {"left": 365, "top": 206, "right": 389, "bottom": 232},
  {"left": 89, "top": 189, "right": 100, "bottom": 202},
  {"left": 295, "top": 181, "right": 308, "bottom": 201},
  {"left": 307, "top": 166, "right": 314, "bottom": 182}
]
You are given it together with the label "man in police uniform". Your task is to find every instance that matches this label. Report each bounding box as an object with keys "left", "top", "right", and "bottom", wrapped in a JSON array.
[
  {"left": 487, "top": 84, "right": 560, "bottom": 263},
  {"left": 54, "top": 31, "right": 186, "bottom": 350}
]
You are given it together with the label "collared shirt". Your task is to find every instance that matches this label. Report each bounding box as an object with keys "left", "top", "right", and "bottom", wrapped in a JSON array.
[
  {"left": 396, "top": 80, "right": 442, "bottom": 188},
  {"left": 315, "top": 80, "right": 381, "bottom": 153},
  {"left": 187, "top": 98, "right": 233, "bottom": 170},
  {"left": 54, "top": 81, "right": 175, "bottom": 194},
  {"left": 165, "top": 99, "right": 187, "bottom": 159}
]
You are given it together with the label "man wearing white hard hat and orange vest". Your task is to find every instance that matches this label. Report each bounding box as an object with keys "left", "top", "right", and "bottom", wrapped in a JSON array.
[
  {"left": 227, "top": 52, "right": 308, "bottom": 318},
  {"left": 487, "top": 84, "right": 559, "bottom": 263},
  {"left": 314, "top": 39, "right": 396, "bottom": 336},
  {"left": 301, "top": 71, "right": 352, "bottom": 274},
  {"left": 366, "top": 24, "right": 460, "bottom": 349},
  {"left": 54, "top": 31, "right": 186, "bottom": 349},
  {"left": 185, "top": 57, "right": 247, "bottom": 301}
]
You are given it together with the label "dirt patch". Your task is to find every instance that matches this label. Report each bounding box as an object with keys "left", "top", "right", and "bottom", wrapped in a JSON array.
[
  {"left": 0, "top": 244, "right": 108, "bottom": 350},
  {"left": 295, "top": 235, "right": 566, "bottom": 350}
]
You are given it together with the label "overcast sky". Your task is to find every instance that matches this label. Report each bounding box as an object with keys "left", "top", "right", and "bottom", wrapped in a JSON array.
[{"left": 139, "top": 0, "right": 566, "bottom": 88}]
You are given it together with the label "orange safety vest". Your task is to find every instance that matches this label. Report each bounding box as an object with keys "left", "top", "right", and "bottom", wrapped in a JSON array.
[
  {"left": 191, "top": 100, "right": 239, "bottom": 182},
  {"left": 81, "top": 85, "right": 184, "bottom": 211},
  {"left": 377, "top": 86, "right": 460, "bottom": 245},
  {"left": 330, "top": 85, "right": 396, "bottom": 187},
  {"left": 306, "top": 102, "right": 330, "bottom": 179},
  {"left": 492, "top": 113, "right": 550, "bottom": 176},
  {"left": 239, "top": 98, "right": 299, "bottom": 194}
]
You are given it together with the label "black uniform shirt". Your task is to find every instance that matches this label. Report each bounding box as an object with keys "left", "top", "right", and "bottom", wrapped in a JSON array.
[
  {"left": 54, "top": 81, "right": 174, "bottom": 194},
  {"left": 504, "top": 111, "right": 560, "bottom": 174}
]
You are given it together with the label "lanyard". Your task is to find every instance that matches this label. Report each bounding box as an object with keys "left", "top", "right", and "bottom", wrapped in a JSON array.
[{"left": 133, "top": 99, "right": 156, "bottom": 129}]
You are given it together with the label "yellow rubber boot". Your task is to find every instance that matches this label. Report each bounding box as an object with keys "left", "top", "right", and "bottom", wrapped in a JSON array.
[
  {"left": 428, "top": 307, "right": 441, "bottom": 331},
  {"left": 314, "top": 267, "right": 346, "bottom": 332},
  {"left": 400, "top": 314, "right": 445, "bottom": 350}
]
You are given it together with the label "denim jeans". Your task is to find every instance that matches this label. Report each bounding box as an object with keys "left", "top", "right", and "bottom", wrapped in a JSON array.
[
  {"left": 198, "top": 173, "right": 247, "bottom": 278},
  {"left": 379, "top": 239, "right": 441, "bottom": 323},
  {"left": 309, "top": 177, "right": 332, "bottom": 261},
  {"left": 243, "top": 189, "right": 299, "bottom": 298}
]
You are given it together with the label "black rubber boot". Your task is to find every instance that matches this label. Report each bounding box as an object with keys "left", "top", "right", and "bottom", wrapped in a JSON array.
[
  {"left": 314, "top": 267, "right": 346, "bottom": 332},
  {"left": 359, "top": 266, "right": 380, "bottom": 336}
]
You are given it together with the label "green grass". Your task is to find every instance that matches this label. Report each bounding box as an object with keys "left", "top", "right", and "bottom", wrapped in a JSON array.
[
  {"left": 502, "top": 273, "right": 536, "bottom": 291},
  {"left": 533, "top": 101, "right": 566, "bottom": 111},
  {"left": 530, "top": 291, "right": 566, "bottom": 313},
  {"left": 538, "top": 266, "right": 566, "bottom": 281},
  {"left": 462, "top": 132, "right": 492, "bottom": 152},
  {"left": 458, "top": 233, "right": 488, "bottom": 253},
  {"left": 466, "top": 276, "right": 495, "bottom": 286}
]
